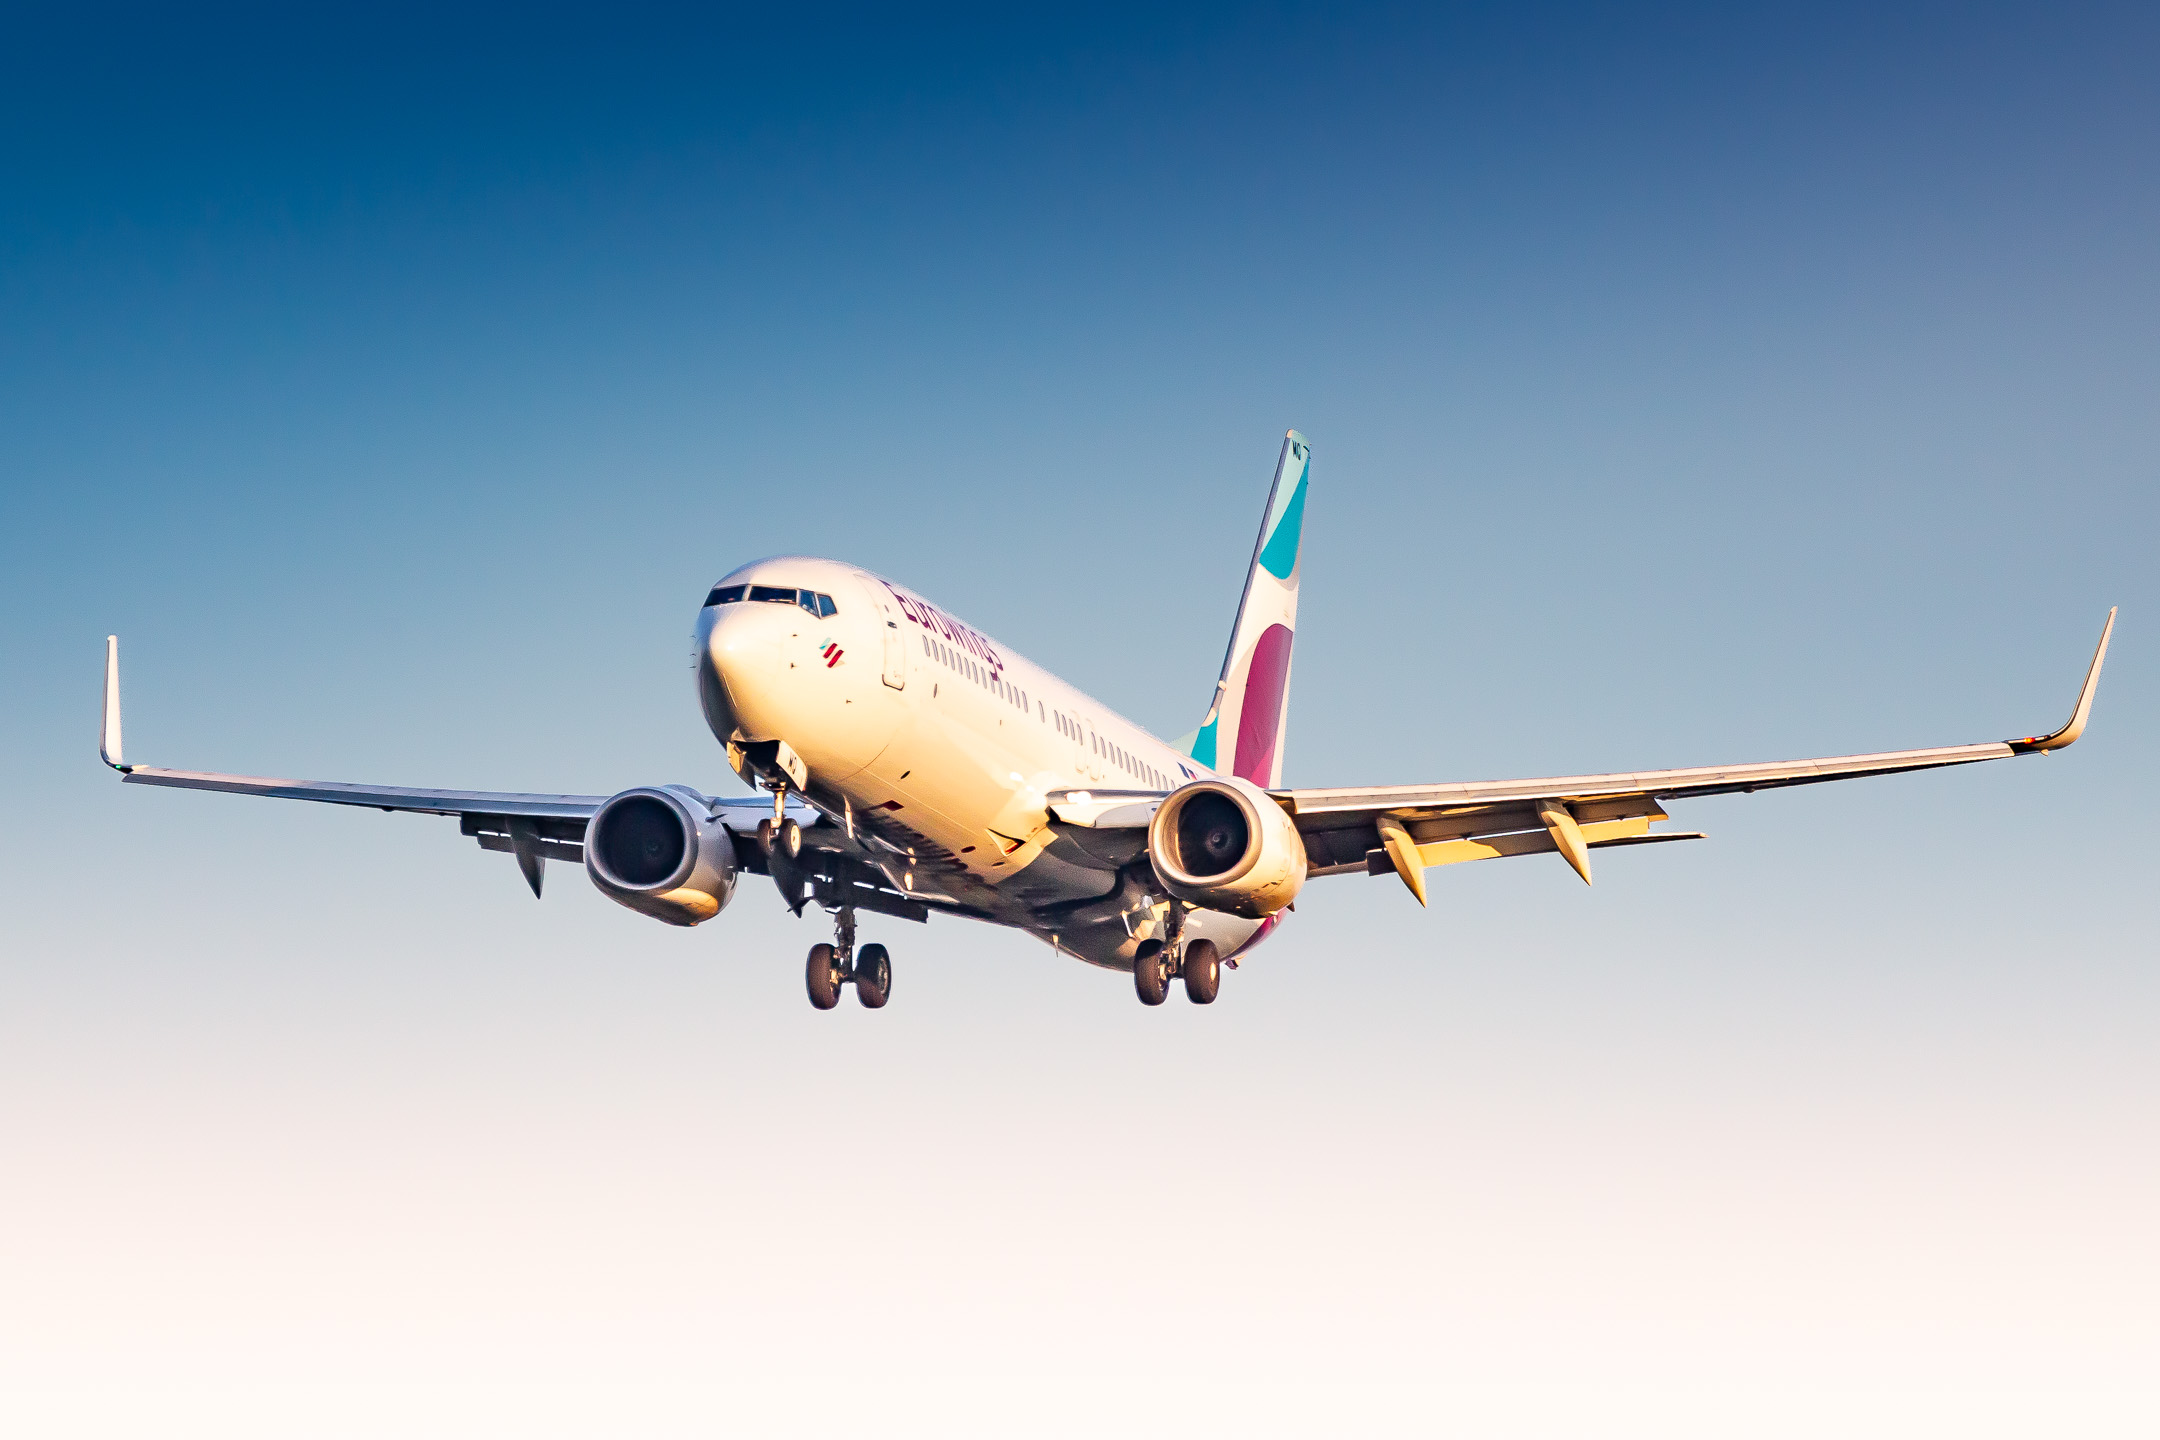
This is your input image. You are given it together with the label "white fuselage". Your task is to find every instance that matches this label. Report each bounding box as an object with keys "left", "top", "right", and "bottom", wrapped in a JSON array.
[{"left": 692, "top": 556, "right": 1270, "bottom": 968}]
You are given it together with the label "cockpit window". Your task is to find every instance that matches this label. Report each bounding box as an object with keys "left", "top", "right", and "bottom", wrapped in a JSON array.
[{"left": 731, "top": 583, "right": 837, "bottom": 614}]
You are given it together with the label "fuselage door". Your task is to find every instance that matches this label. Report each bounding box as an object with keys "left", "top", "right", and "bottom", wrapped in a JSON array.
[{"left": 881, "top": 618, "right": 906, "bottom": 690}]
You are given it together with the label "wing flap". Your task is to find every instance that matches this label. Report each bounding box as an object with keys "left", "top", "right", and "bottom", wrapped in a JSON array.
[{"left": 1359, "top": 818, "right": 1707, "bottom": 874}]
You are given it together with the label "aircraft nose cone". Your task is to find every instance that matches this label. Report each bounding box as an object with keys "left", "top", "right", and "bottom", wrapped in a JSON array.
[
  {"left": 697, "top": 608, "right": 765, "bottom": 739},
  {"left": 698, "top": 600, "right": 803, "bottom": 741}
]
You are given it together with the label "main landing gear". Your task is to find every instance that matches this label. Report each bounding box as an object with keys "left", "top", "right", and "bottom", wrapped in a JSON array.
[
  {"left": 806, "top": 906, "right": 892, "bottom": 1010},
  {"left": 1132, "top": 938, "right": 1221, "bottom": 1006}
]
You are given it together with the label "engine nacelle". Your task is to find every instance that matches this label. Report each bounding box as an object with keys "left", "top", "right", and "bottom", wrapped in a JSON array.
[
  {"left": 584, "top": 786, "right": 739, "bottom": 927},
  {"left": 1146, "top": 775, "right": 1307, "bottom": 919}
]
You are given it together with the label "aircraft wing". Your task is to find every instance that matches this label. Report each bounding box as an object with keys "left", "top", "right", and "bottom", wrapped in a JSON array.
[
  {"left": 97, "top": 637, "right": 792, "bottom": 896},
  {"left": 115, "top": 767, "right": 611, "bottom": 819},
  {"left": 1281, "top": 609, "right": 2115, "bottom": 901}
]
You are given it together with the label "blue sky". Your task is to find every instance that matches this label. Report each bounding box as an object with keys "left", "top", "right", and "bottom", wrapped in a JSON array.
[{"left": 3, "top": 6, "right": 2156, "bottom": 1435}]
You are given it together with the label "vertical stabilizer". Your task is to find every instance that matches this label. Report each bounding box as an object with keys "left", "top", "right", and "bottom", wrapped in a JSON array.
[{"left": 1186, "top": 431, "right": 1308, "bottom": 788}]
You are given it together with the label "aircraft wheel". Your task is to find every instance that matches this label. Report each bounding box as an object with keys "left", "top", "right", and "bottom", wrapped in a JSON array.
[
  {"left": 1133, "top": 945, "right": 1169, "bottom": 1006},
  {"left": 806, "top": 942, "right": 842, "bottom": 1010},
  {"left": 855, "top": 943, "right": 892, "bottom": 1009},
  {"left": 1181, "top": 938, "right": 1221, "bottom": 1004}
]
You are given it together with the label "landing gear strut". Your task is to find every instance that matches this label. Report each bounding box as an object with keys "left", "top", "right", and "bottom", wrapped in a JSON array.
[{"left": 804, "top": 906, "right": 893, "bottom": 1011}]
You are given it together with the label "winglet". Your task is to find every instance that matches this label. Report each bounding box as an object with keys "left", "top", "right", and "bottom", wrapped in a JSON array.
[
  {"left": 2011, "top": 607, "right": 2116, "bottom": 753},
  {"left": 100, "top": 636, "right": 130, "bottom": 772}
]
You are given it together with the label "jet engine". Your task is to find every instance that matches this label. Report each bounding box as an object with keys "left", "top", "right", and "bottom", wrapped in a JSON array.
[
  {"left": 1146, "top": 775, "right": 1307, "bottom": 919},
  {"left": 584, "top": 786, "right": 739, "bottom": 926}
]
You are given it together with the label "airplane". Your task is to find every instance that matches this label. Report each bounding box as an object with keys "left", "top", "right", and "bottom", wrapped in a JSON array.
[{"left": 99, "top": 431, "right": 2116, "bottom": 1009}]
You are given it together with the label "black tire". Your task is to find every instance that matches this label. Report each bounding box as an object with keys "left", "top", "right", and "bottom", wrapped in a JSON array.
[
  {"left": 855, "top": 943, "right": 891, "bottom": 1009},
  {"left": 1133, "top": 946, "right": 1169, "bottom": 1006},
  {"left": 806, "top": 942, "right": 841, "bottom": 1010},
  {"left": 1182, "top": 939, "right": 1221, "bottom": 1004}
]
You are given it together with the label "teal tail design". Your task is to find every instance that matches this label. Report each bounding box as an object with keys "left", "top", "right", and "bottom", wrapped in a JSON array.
[{"left": 1185, "top": 431, "right": 1307, "bottom": 788}]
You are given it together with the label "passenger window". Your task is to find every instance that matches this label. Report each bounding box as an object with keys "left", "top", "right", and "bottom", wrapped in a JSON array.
[
  {"left": 705, "top": 585, "right": 746, "bottom": 606},
  {"left": 749, "top": 585, "right": 795, "bottom": 603}
]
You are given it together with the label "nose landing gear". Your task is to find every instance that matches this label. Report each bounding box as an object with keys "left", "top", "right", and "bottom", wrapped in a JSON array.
[{"left": 803, "top": 906, "right": 894, "bottom": 1010}]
